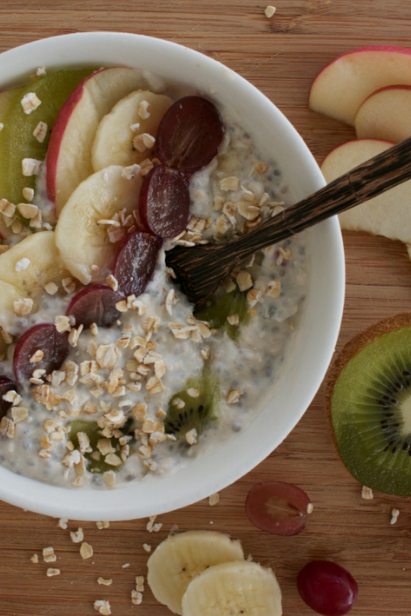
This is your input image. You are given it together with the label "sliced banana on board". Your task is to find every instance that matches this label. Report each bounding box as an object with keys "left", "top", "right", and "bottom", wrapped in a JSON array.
[
  {"left": 147, "top": 531, "right": 244, "bottom": 615},
  {"left": 182, "top": 560, "right": 283, "bottom": 616},
  {"left": 55, "top": 165, "right": 143, "bottom": 285},
  {"left": 91, "top": 90, "right": 173, "bottom": 171},
  {"left": 0, "top": 230, "right": 65, "bottom": 292}
]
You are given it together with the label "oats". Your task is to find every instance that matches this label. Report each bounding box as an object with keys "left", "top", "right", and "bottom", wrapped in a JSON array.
[
  {"left": 227, "top": 314, "right": 239, "bottom": 325},
  {"left": 200, "top": 347, "right": 210, "bottom": 360},
  {"left": 11, "top": 218, "right": 22, "bottom": 234},
  {"left": 146, "top": 515, "right": 157, "bottom": 532},
  {"left": 264, "top": 5, "right": 276, "bottom": 18},
  {"left": 77, "top": 432, "right": 91, "bottom": 454},
  {"left": 133, "top": 132, "right": 155, "bottom": 152},
  {"left": 138, "top": 444, "right": 152, "bottom": 459},
  {"left": 38, "top": 448, "right": 51, "bottom": 458},
  {"left": 237, "top": 201, "right": 260, "bottom": 221},
  {"left": 143, "top": 543, "right": 152, "bottom": 553},
  {"left": 255, "top": 161, "right": 269, "bottom": 173},
  {"left": 68, "top": 324, "right": 83, "bottom": 347},
  {"left": 29, "top": 209, "right": 43, "bottom": 228},
  {"left": 22, "top": 186, "right": 34, "bottom": 201},
  {"left": 143, "top": 458, "right": 158, "bottom": 471},
  {"left": 30, "top": 554, "right": 39, "bottom": 563},
  {"left": 44, "top": 281, "right": 58, "bottom": 296},
  {"left": 131, "top": 590, "right": 143, "bottom": 605},
  {"left": 146, "top": 376, "right": 164, "bottom": 394},
  {"left": 97, "top": 218, "right": 121, "bottom": 227},
  {"left": 105, "top": 453, "right": 122, "bottom": 467},
  {"left": 361, "top": 486, "right": 374, "bottom": 500},
  {"left": 169, "top": 322, "right": 190, "bottom": 339},
  {"left": 115, "top": 299, "right": 128, "bottom": 313},
  {"left": 94, "top": 599, "right": 111, "bottom": 615},
  {"left": 33, "top": 121, "right": 48, "bottom": 142},
  {"left": 46, "top": 568, "right": 60, "bottom": 577},
  {"left": 136, "top": 575, "right": 145, "bottom": 592},
  {"left": 247, "top": 288, "right": 262, "bottom": 307},
  {"left": 63, "top": 361, "right": 79, "bottom": 387},
  {"left": 132, "top": 402, "right": 147, "bottom": 421},
  {"left": 266, "top": 280, "right": 281, "bottom": 298},
  {"left": 105, "top": 274, "right": 118, "bottom": 292},
  {"left": 129, "top": 297, "right": 146, "bottom": 315},
  {"left": 143, "top": 316, "right": 161, "bottom": 332},
  {"left": 16, "top": 202, "right": 39, "bottom": 220},
  {"left": 138, "top": 100, "right": 150, "bottom": 119},
  {"left": 227, "top": 389, "right": 243, "bottom": 404},
  {"left": 209, "top": 492, "right": 220, "bottom": 506},
  {"left": 80, "top": 541, "right": 93, "bottom": 559},
  {"left": 0, "top": 198, "right": 15, "bottom": 217},
  {"left": 130, "top": 122, "right": 140, "bottom": 132},
  {"left": 43, "top": 546, "right": 57, "bottom": 563},
  {"left": 215, "top": 214, "right": 231, "bottom": 235},
  {"left": 185, "top": 428, "right": 198, "bottom": 445},
  {"left": 258, "top": 192, "right": 270, "bottom": 208},
  {"left": 21, "top": 92, "right": 41, "bottom": 114},
  {"left": 22, "top": 158, "right": 41, "bottom": 176},
  {"left": 58, "top": 518, "right": 68, "bottom": 530},
  {"left": 155, "top": 358, "right": 166, "bottom": 379},
  {"left": 62, "top": 277, "right": 76, "bottom": 294},
  {"left": 90, "top": 322, "right": 99, "bottom": 337},
  {"left": 97, "top": 577, "right": 113, "bottom": 586},
  {"left": 187, "top": 388, "right": 200, "bottom": 398},
  {"left": 236, "top": 270, "right": 253, "bottom": 292},
  {"left": 2, "top": 390, "right": 21, "bottom": 406},
  {"left": 62, "top": 450, "right": 81, "bottom": 469},
  {"left": 165, "top": 288, "right": 179, "bottom": 315},
  {"left": 279, "top": 246, "right": 291, "bottom": 260},
  {"left": 35, "top": 66, "right": 46, "bottom": 76},
  {"left": 102, "top": 470, "right": 116, "bottom": 488},
  {"left": 15, "top": 257, "right": 30, "bottom": 272},
  {"left": 307, "top": 503, "right": 314, "bottom": 514},
  {"left": 11, "top": 406, "right": 28, "bottom": 424},
  {"left": 390, "top": 508, "right": 400, "bottom": 525},
  {"left": 108, "top": 226, "right": 126, "bottom": 243},
  {"left": 29, "top": 349, "right": 44, "bottom": 363},
  {"left": 55, "top": 315, "right": 71, "bottom": 333},
  {"left": 96, "top": 521, "right": 110, "bottom": 530},
  {"left": 219, "top": 176, "right": 239, "bottom": 191},
  {"left": 96, "top": 344, "right": 120, "bottom": 369},
  {"left": 223, "top": 276, "right": 236, "bottom": 293}
]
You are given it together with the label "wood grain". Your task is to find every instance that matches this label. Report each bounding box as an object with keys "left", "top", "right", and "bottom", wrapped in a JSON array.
[{"left": 1, "top": 1, "right": 411, "bottom": 615}]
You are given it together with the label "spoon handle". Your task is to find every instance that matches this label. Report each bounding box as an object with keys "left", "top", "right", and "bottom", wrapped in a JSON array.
[{"left": 230, "top": 136, "right": 411, "bottom": 260}]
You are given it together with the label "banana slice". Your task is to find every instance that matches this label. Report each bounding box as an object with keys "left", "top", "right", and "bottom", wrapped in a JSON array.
[
  {"left": 147, "top": 531, "right": 244, "bottom": 615},
  {"left": 182, "top": 561, "right": 283, "bottom": 616},
  {"left": 0, "top": 231, "right": 65, "bottom": 292},
  {"left": 91, "top": 90, "right": 173, "bottom": 171},
  {"left": 55, "top": 165, "right": 143, "bottom": 284}
]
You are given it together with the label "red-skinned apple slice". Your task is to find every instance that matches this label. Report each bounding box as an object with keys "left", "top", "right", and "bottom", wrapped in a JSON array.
[
  {"left": 309, "top": 46, "right": 411, "bottom": 126},
  {"left": 321, "top": 139, "right": 411, "bottom": 258},
  {"left": 55, "top": 165, "right": 143, "bottom": 285},
  {"left": 47, "top": 67, "right": 146, "bottom": 216},
  {"left": 354, "top": 85, "right": 411, "bottom": 142}
]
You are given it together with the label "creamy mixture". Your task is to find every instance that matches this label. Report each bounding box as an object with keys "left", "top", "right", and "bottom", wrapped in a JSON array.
[{"left": 0, "top": 70, "right": 309, "bottom": 489}]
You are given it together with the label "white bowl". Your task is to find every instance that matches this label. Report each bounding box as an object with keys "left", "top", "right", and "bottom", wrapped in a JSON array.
[{"left": 0, "top": 32, "right": 344, "bottom": 520}]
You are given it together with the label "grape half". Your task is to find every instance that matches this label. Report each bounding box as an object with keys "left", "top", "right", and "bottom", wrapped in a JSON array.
[
  {"left": 13, "top": 323, "right": 70, "bottom": 384},
  {"left": 113, "top": 231, "right": 162, "bottom": 298},
  {"left": 154, "top": 96, "right": 224, "bottom": 173},
  {"left": 245, "top": 480, "right": 311, "bottom": 536},
  {"left": 297, "top": 561, "right": 358, "bottom": 616},
  {"left": 66, "top": 285, "right": 122, "bottom": 329},
  {"left": 0, "top": 377, "right": 18, "bottom": 419},
  {"left": 139, "top": 165, "right": 190, "bottom": 238}
]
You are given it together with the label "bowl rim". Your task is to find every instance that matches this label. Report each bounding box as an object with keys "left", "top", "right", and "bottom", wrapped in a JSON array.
[{"left": 0, "top": 31, "right": 345, "bottom": 520}]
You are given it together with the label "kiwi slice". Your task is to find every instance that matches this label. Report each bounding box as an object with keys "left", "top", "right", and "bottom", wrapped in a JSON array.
[
  {"left": 68, "top": 419, "right": 128, "bottom": 474},
  {"left": 326, "top": 313, "right": 411, "bottom": 496},
  {"left": 165, "top": 366, "right": 220, "bottom": 438},
  {"left": 195, "top": 289, "right": 249, "bottom": 341}
]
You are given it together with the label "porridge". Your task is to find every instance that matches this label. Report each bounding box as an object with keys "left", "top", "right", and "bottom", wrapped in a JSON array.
[{"left": 0, "top": 66, "right": 309, "bottom": 489}]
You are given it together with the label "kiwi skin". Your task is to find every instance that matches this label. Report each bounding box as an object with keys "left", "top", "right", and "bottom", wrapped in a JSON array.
[{"left": 325, "top": 312, "right": 411, "bottom": 496}]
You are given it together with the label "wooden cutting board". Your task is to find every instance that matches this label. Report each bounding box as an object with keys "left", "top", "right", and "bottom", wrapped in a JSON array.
[{"left": 1, "top": 1, "right": 411, "bottom": 614}]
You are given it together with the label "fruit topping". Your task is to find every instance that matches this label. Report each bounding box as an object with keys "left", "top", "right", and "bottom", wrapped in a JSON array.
[
  {"left": 13, "top": 323, "right": 69, "bottom": 384},
  {"left": 245, "top": 480, "right": 311, "bottom": 536},
  {"left": 195, "top": 289, "right": 250, "bottom": 341},
  {"left": 66, "top": 285, "right": 122, "bottom": 329},
  {"left": 165, "top": 367, "right": 220, "bottom": 440},
  {"left": 139, "top": 165, "right": 190, "bottom": 238},
  {"left": 0, "top": 68, "right": 94, "bottom": 209},
  {"left": 91, "top": 90, "right": 173, "bottom": 171},
  {"left": 297, "top": 560, "right": 358, "bottom": 616},
  {"left": 327, "top": 313, "right": 411, "bottom": 496},
  {"left": 113, "top": 230, "right": 162, "bottom": 298},
  {"left": 354, "top": 85, "right": 411, "bottom": 143},
  {"left": 0, "top": 377, "right": 19, "bottom": 420},
  {"left": 154, "top": 96, "right": 224, "bottom": 173},
  {"left": 182, "top": 561, "right": 282, "bottom": 616},
  {"left": 147, "top": 530, "right": 244, "bottom": 615}
]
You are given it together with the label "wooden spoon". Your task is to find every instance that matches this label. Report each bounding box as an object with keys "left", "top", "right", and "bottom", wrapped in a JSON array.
[{"left": 166, "top": 136, "right": 411, "bottom": 308}]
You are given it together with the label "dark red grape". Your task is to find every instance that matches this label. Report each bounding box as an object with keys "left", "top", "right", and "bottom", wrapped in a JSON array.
[
  {"left": 66, "top": 285, "right": 122, "bottom": 329},
  {"left": 245, "top": 480, "right": 311, "bottom": 536},
  {"left": 113, "top": 231, "right": 162, "bottom": 298},
  {"left": 297, "top": 561, "right": 358, "bottom": 616},
  {"left": 139, "top": 165, "right": 190, "bottom": 239},
  {"left": 154, "top": 96, "right": 224, "bottom": 173},
  {"left": 0, "top": 377, "right": 19, "bottom": 419},
  {"left": 13, "top": 323, "right": 70, "bottom": 384}
]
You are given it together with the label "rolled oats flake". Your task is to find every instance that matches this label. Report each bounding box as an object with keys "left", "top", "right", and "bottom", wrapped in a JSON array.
[
  {"left": 390, "top": 508, "right": 400, "bottom": 525},
  {"left": 80, "top": 541, "right": 93, "bottom": 559},
  {"left": 138, "top": 100, "right": 150, "bottom": 119},
  {"left": 361, "top": 486, "right": 374, "bottom": 500},
  {"left": 227, "top": 314, "right": 239, "bottom": 326},
  {"left": 105, "top": 274, "right": 118, "bottom": 292},
  {"left": 219, "top": 176, "right": 239, "bottom": 191},
  {"left": 209, "top": 492, "right": 220, "bottom": 506},
  {"left": 15, "top": 257, "right": 30, "bottom": 271},
  {"left": 44, "top": 281, "right": 58, "bottom": 295},
  {"left": 55, "top": 315, "right": 71, "bottom": 333},
  {"left": 103, "top": 470, "right": 116, "bottom": 489},
  {"left": 33, "top": 121, "right": 48, "bottom": 142},
  {"left": 236, "top": 270, "right": 253, "bottom": 292},
  {"left": 21, "top": 92, "right": 41, "bottom": 114},
  {"left": 58, "top": 518, "right": 68, "bottom": 530},
  {"left": 227, "top": 389, "right": 243, "bottom": 404},
  {"left": 21, "top": 158, "right": 41, "bottom": 176},
  {"left": 30, "top": 554, "right": 39, "bottom": 563},
  {"left": 185, "top": 428, "right": 198, "bottom": 445},
  {"left": 11, "top": 406, "right": 28, "bottom": 424},
  {"left": 46, "top": 568, "right": 60, "bottom": 577},
  {"left": 131, "top": 590, "right": 143, "bottom": 605},
  {"left": 98, "top": 577, "right": 113, "bottom": 586},
  {"left": 143, "top": 543, "right": 152, "bottom": 553},
  {"left": 22, "top": 186, "right": 35, "bottom": 201},
  {"left": 146, "top": 376, "right": 164, "bottom": 394},
  {"left": 43, "top": 546, "right": 57, "bottom": 563},
  {"left": 94, "top": 600, "right": 111, "bottom": 615},
  {"left": 29, "top": 349, "right": 44, "bottom": 363},
  {"left": 0, "top": 198, "right": 15, "bottom": 217}
]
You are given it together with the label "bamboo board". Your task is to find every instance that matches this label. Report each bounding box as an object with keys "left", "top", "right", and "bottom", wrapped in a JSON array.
[{"left": 1, "top": 1, "right": 411, "bottom": 614}]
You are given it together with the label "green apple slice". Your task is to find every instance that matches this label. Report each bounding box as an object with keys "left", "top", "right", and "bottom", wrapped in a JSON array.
[{"left": 0, "top": 68, "right": 94, "bottom": 208}]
